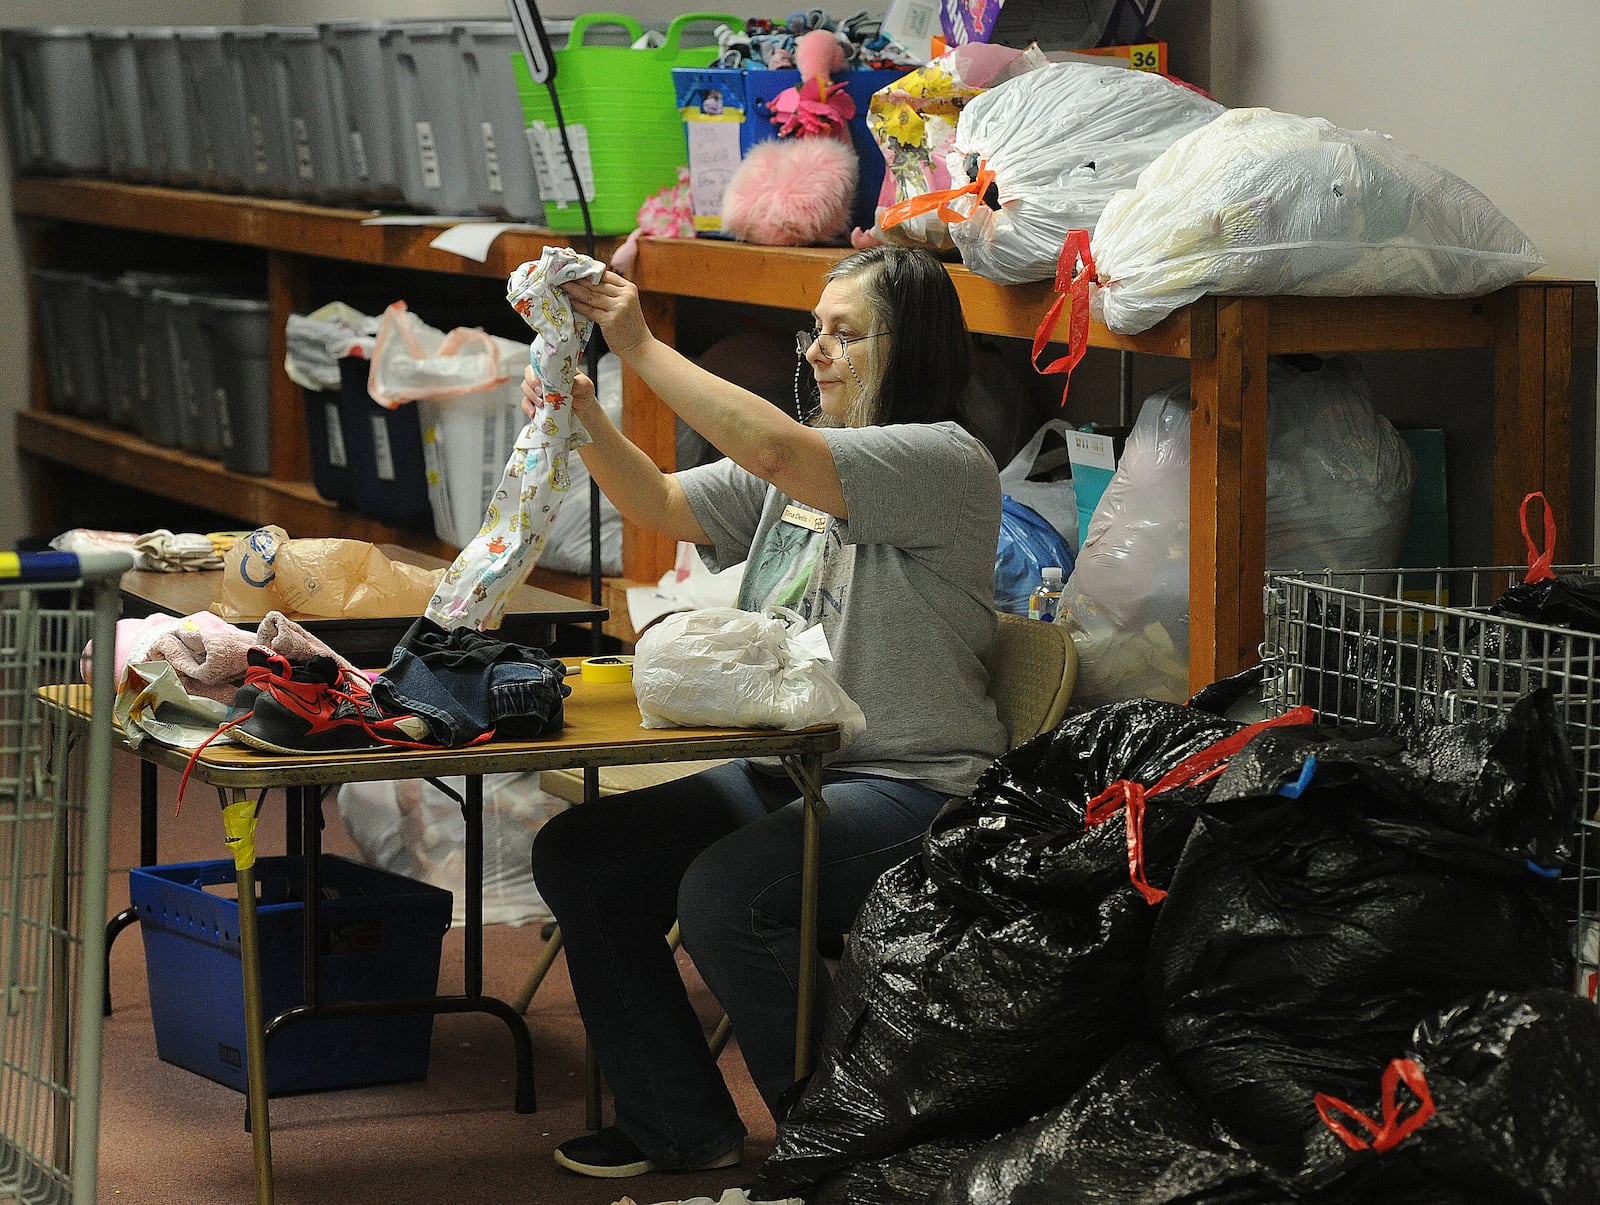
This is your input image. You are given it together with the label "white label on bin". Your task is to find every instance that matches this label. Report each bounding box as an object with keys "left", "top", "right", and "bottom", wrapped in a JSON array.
[
  {"left": 325, "top": 403, "right": 348, "bottom": 468},
  {"left": 1068, "top": 430, "right": 1118, "bottom": 473},
  {"left": 370, "top": 414, "right": 398, "bottom": 481},
  {"left": 528, "top": 122, "right": 594, "bottom": 205},
  {"left": 249, "top": 113, "right": 270, "bottom": 178},
  {"left": 481, "top": 121, "right": 504, "bottom": 194},
  {"left": 292, "top": 116, "right": 314, "bottom": 181},
  {"left": 216, "top": 388, "right": 234, "bottom": 450},
  {"left": 349, "top": 130, "right": 371, "bottom": 183},
  {"left": 415, "top": 121, "right": 442, "bottom": 190},
  {"left": 685, "top": 122, "right": 741, "bottom": 221}
]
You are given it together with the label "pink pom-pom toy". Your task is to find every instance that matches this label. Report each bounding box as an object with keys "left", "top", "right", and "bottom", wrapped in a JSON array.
[{"left": 721, "top": 137, "right": 858, "bottom": 247}]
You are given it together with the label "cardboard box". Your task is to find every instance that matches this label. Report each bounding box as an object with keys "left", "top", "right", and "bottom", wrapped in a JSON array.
[
  {"left": 673, "top": 66, "right": 907, "bottom": 236},
  {"left": 131, "top": 855, "right": 451, "bottom": 1095},
  {"left": 1066, "top": 426, "right": 1129, "bottom": 547}
]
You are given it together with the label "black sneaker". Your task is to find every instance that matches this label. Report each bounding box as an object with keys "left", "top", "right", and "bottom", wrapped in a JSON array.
[
  {"left": 551, "top": 1127, "right": 742, "bottom": 1179},
  {"left": 231, "top": 655, "right": 433, "bottom": 754}
]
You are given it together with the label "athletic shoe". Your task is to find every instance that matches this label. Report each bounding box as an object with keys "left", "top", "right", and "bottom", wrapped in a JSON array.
[
  {"left": 231, "top": 654, "right": 433, "bottom": 754},
  {"left": 551, "top": 1127, "right": 742, "bottom": 1179}
]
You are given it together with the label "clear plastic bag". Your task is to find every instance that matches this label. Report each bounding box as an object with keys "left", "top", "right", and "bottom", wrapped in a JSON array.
[
  {"left": 1091, "top": 107, "right": 1546, "bottom": 334},
  {"left": 941, "top": 63, "right": 1223, "bottom": 285},
  {"left": 632, "top": 607, "right": 866, "bottom": 752}
]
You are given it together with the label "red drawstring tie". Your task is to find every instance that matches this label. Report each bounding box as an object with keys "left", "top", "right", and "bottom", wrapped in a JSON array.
[
  {"left": 1520, "top": 491, "right": 1557, "bottom": 583},
  {"left": 880, "top": 160, "right": 997, "bottom": 230},
  {"left": 1315, "top": 1057, "right": 1436, "bottom": 1153},
  {"left": 1032, "top": 230, "right": 1096, "bottom": 407},
  {"left": 1084, "top": 707, "right": 1316, "bottom": 904}
]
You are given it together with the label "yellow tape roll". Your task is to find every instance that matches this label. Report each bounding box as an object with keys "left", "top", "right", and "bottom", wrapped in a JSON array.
[{"left": 581, "top": 655, "right": 635, "bottom": 683}]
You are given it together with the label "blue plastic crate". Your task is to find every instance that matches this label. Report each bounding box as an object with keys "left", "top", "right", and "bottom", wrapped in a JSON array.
[{"left": 130, "top": 854, "right": 452, "bottom": 1095}]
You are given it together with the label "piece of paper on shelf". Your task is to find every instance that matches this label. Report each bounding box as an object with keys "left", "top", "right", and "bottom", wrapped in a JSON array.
[{"left": 429, "top": 222, "right": 540, "bottom": 262}]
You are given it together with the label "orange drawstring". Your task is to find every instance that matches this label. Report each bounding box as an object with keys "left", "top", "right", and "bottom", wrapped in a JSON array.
[
  {"left": 1520, "top": 491, "right": 1557, "bottom": 583},
  {"left": 880, "top": 160, "right": 997, "bottom": 230},
  {"left": 1032, "top": 230, "right": 1097, "bottom": 407},
  {"left": 1315, "top": 1057, "right": 1436, "bottom": 1153}
]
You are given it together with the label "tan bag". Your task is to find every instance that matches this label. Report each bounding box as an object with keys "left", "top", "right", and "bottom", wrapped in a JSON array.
[{"left": 213, "top": 525, "right": 442, "bottom": 620}]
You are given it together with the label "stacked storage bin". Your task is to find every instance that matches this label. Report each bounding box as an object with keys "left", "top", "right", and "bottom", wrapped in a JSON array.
[
  {"left": 201, "top": 294, "right": 275, "bottom": 475},
  {"left": 175, "top": 26, "right": 252, "bottom": 192},
  {"left": 88, "top": 27, "right": 152, "bottom": 180},
  {"left": 319, "top": 19, "right": 405, "bottom": 207},
  {"left": 382, "top": 21, "right": 482, "bottom": 217},
  {"left": 30, "top": 267, "right": 110, "bottom": 419},
  {"left": 267, "top": 26, "right": 346, "bottom": 203},
  {"left": 1, "top": 27, "right": 106, "bottom": 175},
  {"left": 130, "top": 28, "right": 196, "bottom": 185},
  {"left": 337, "top": 354, "right": 433, "bottom": 530},
  {"left": 457, "top": 21, "right": 544, "bottom": 222},
  {"left": 223, "top": 27, "right": 293, "bottom": 196}
]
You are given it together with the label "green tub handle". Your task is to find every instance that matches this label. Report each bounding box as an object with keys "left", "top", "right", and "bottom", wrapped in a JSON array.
[
  {"left": 564, "top": 13, "right": 646, "bottom": 49},
  {"left": 657, "top": 13, "right": 746, "bottom": 58}
]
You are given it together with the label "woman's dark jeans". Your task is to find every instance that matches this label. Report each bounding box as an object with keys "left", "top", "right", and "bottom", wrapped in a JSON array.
[{"left": 531, "top": 759, "right": 946, "bottom": 1168}]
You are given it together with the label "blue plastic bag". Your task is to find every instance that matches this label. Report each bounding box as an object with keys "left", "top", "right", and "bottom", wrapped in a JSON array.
[{"left": 996, "top": 494, "right": 1076, "bottom": 615}]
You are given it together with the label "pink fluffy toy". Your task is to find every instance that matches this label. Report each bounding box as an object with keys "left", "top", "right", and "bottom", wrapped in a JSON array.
[{"left": 720, "top": 29, "right": 859, "bottom": 247}]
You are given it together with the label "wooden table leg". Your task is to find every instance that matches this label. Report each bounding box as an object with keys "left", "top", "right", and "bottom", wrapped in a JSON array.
[{"left": 783, "top": 752, "right": 827, "bottom": 1081}]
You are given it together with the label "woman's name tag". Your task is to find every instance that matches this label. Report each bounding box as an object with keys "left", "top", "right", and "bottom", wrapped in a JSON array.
[{"left": 780, "top": 503, "right": 829, "bottom": 532}]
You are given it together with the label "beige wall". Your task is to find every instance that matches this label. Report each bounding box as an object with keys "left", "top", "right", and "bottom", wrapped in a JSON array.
[{"left": 4, "top": 1, "right": 1598, "bottom": 553}]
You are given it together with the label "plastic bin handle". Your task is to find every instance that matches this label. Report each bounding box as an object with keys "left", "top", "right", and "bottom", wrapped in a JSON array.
[
  {"left": 564, "top": 13, "right": 645, "bottom": 50},
  {"left": 658, "top": 13, "right": 745, "bottom": 57}
]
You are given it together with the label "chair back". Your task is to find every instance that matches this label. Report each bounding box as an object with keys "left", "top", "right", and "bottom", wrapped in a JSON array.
[{"left": 988, "top": 612, "right": 1077, "bottom": 749}]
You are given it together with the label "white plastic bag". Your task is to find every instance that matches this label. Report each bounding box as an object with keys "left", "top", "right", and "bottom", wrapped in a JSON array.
[
  {"left": 336, "top": 773, "right": 566, "bottom": 927},
  {"left": 998, "top": 417, "right": 1079, "bottom": 551},
  {"left": 632, "top": 607, "right": 866, "bottom": 752},
  {"left": 1090, "top": 107, "right": 1546, "bottom": 334},
  {"left": 1059, "top": 386, "right": 1192, "bottom": 708},
  {"left": 941, "top": 63, "right": 1224, "bottom": 284}
]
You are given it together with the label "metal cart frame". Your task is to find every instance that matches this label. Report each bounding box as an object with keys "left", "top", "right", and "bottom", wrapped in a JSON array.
[
  {"left": 1, "top": 550, "right": 131, "bottom": 1205},
  {"left": 1261, "top": 563, "right": 1600, "bottom": 1017}
]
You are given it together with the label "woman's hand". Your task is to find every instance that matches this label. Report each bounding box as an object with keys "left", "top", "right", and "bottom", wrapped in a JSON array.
[
  {"left": 562, "top": 269, "right": 651, "bottom": 358},
  {"left": 521, "top": 364, "right": 604, "bottom": 431}
]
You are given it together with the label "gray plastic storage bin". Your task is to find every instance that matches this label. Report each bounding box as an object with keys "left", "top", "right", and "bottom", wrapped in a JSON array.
[
  {"left": 175, "top": 27, "right": 251, "bottom": 192},
  {"left": 457, "top": 22, "right": 544, "bottom": 222},
  {"left": 319, "top": 20, "right": 404, "bottom": 207},
  {"left": 200, "top": 295, "right": 273, "bottom": 475},
  {"left": 222, "top": 27, "right": 292, "bottom": 196},
  {"left": 131, "top": 28, "right": 196, "bottom": 186},
  {"left": 2, "top": 27, "right": 106, "bottom": 175},
  {"left": 30, "top": 267, "right": 108, "bottom": 419},
  {"left": 89, "top": 28, "right": 152, "bottom": 181},
  {"left": 86, "top": 275, "right": 140, "bottom": 431},
  {"left": 382, "top": 21, "right": 479, "bottom": 216},
  {"left": 151, "top": 287, "right": 224, "bottom": 456},
  {"left": 267, "top": 26, "right": 345, "bottom": 203}
]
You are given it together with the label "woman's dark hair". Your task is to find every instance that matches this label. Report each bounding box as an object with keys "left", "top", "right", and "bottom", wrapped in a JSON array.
[{"left": 825, "top": 246, "right": 973, "bottom": 427}]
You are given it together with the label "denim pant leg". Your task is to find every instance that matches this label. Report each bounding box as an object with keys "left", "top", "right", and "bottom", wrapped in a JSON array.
[
  {"left": 530, "top": 762, "right": 771, "bottom": 1167},
  {"left": 677, "top": 773, "right": 948, "bottom": 1117}
]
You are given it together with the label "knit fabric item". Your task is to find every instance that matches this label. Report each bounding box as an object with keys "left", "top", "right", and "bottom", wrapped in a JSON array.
[{"left": 425, "top": 247, "right": 608, "bottom": 631}]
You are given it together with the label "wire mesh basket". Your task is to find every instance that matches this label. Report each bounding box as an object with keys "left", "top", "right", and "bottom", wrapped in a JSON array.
[
  {"left": 1260, "top": 563, "right": 1600, "bottom": 1012},
  {"left": 1, "top": 551, "right": 130, "bottom": 1205}
]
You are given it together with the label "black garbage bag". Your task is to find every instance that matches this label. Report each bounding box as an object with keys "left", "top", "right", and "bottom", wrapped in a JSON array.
[
  {"left": 928, "top": 1043, "right": 1291, "bottom": 1205},
  {"left": 748, "top": 700, "right": 1252, "bottom": 1200},
  {"left": 1304, "top": 989, "right": 1600, "bottom": 1204},
  {"left": 1149, "top": 694, "right": 1575, "bottom": 1177},
  {"left": 1490, "top": 572, "right": 1600, "bottom": 634},
  {"left": 803, "top": 1133, "right": 992, "bottom": 1205}
]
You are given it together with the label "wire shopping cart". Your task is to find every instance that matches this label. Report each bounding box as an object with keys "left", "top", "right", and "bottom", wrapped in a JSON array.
[
  {"left": 1260, "top": 562, "right": 1600, "bottom": 1010},
  {"left": 1, "top": 550, "right": 132, "bottom": 1205}
]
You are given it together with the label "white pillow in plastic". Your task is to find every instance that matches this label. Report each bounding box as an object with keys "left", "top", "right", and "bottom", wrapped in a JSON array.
[
  {"left": 943, "top": 62, "right": 1224, "bottom": 285},
  {"left": 1090, "top": 107, "right": 1546, "bottom": 334}
]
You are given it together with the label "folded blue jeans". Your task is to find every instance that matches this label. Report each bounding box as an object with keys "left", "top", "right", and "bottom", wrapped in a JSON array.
[{"left": 373, "top": 616, "right": 569, "bottom": 746}]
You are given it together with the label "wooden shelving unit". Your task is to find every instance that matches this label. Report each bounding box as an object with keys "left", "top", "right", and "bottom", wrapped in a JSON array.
[{"left": 14, "top": 177, "right": 1597, "bottom": 682}]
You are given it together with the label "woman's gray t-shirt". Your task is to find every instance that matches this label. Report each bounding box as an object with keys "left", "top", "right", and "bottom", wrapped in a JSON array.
[{"left": 677, "top": 420, "right": 1007, "bottom": 798}]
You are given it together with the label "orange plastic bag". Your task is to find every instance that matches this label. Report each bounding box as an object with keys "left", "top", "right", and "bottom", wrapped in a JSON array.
[{"left": 212, "top": 526, "right": 442, "bottom": 620}]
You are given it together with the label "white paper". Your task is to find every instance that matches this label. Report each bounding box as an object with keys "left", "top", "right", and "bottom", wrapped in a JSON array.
[{"left": 428, "top": 222, "right": 539, "bottom": 262}]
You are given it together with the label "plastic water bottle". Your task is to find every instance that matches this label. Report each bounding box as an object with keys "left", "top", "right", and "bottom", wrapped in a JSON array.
[{"left": 1028, "top": 566, "right": 1064, "bottom": 622}]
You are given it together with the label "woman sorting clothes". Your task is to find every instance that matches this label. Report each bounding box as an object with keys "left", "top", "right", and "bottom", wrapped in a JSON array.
[{"left": 527, "top": 245, "right": 1008, "bottom": 1180}]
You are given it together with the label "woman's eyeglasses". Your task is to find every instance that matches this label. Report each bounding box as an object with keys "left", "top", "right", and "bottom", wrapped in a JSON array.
[{"left": 796, "top": 329, "right": 887, "bottom": 362}]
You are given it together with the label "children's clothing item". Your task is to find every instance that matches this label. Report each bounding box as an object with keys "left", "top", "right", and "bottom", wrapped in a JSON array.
[
  {"left": 424, "top": 247, "right": 607, "bottom": 631},
  {"left": 374, "top": 617, "right": 569, "bottom": 747}
]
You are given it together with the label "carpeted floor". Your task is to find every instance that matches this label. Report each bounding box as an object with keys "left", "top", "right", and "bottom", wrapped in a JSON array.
[{"left": 94, "top": 755, "right": 777, "bottom": 1205}]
